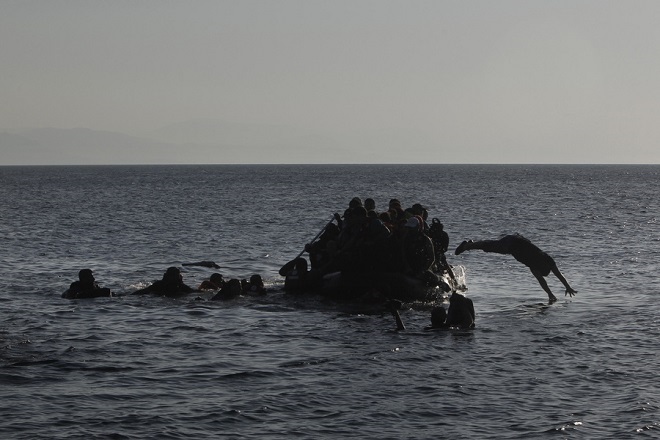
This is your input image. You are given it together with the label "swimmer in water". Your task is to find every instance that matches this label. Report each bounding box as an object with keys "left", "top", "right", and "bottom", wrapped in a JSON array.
[
  {"left": 62, "top": 269, "right": 112, "bottom": 299},
  {"left": 198, "top": 273, "right": 225, "bottom": 290},
  {"left": 132, "top": 267, "right": 197, "bottom": 297},
  {"left": 427, "top": 293, "right": 475, "bottom": 330}
]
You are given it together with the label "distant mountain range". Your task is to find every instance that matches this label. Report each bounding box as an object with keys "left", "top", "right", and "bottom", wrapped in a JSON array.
[{"left": 0, "top": 121, "right": 353, "bottom": 165}]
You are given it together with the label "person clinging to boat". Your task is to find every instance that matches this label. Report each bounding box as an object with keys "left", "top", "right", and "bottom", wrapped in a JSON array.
[
  {"left": 426, "top": 293, "right": 475, "bottom": 329},
  {"left": 390, "top": 291, "right": 476, "bottom": 331},
  {"left": 455, "top": 233, "right": 577, "bottom": 302}
]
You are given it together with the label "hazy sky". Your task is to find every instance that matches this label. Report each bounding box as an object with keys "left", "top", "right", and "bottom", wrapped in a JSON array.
[{"left": 2, "top": 0, "right": 660, "bottom": 164}]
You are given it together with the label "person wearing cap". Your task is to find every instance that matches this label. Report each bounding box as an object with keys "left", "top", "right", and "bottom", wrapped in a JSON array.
[
  {"left": 62, "top": 269, "right": 112, "bottom": 299},
  {"left": 455, "top": 233, "right": 577, "bottom": 302},
  {"left": 132, "top": 267, "right": 198, "bottom": 297}
]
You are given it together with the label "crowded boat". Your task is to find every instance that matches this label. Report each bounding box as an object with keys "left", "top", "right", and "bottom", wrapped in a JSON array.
[{"left": 279, "top": 197, "right": 465, "bottom": 303}]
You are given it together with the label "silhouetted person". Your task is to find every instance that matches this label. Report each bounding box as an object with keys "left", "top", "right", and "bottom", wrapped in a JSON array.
[
  {"left": 211, "top": 278, "right": 243, "bottom": 300},
  {"left": 132, "top": 267, "right": 197, "bottom": 298},
  {"left": 428, "top": 218, "right": 456, "bottom": 280},
  {"left": 62, "top": 269, "right": 112, "bottom": 299},
  {"left": 445, "top": 292, "right": 475, "bottom": 329},
  {"left": 426, "top": 294, "right": 475, "bottom": 330},
  {"left": 244, "top": 274, "right": 266, "bottom": 295},
  {"left": 429, "top": 306, "right": 448, "bottom": 329},
  {"left": 199, "top": 273, "right": 225, "bottom": 290},
  {"left": 279, "top": 257, "right": 310, "bottom": 292},
  {"left": 455, "top": 234, "right": 577, "bottom": 302}
]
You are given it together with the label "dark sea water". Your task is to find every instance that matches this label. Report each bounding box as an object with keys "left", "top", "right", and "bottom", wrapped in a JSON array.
[{"left": 0, "top": 164, "right": 658, "bottom": 439}]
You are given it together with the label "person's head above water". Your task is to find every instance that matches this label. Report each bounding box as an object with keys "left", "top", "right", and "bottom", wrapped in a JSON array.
[
  {"left": 249, "top": 274, "right": 263, "bottom": 287},
  {"left": 209, "top": 273, "right": 224, "bottom": 284},
  {"left": 431, "top": 306, "right": 447, "bottom": 328},
  {"left": 163, "top": 267, "right": 182, "bottom": 283},
  {"left": 78, "top": 268, "right": 94, "bottom": 282}
]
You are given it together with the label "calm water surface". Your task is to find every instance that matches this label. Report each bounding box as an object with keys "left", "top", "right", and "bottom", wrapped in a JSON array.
[{"left": 1, "top": 165, "right": 659, "bottom": 439}]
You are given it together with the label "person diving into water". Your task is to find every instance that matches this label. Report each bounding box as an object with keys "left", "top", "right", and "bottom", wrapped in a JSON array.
[{"left": 455, "top": 233, "right": 577, "bottom": 302}]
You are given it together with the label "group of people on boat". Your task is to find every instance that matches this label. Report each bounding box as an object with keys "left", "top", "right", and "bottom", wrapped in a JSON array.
[
  {"left": 280, "top": 197, "right": 456, "bottom": 294},
  {"left": 61, "top": 266, "right": 266, "bottom": 300}
]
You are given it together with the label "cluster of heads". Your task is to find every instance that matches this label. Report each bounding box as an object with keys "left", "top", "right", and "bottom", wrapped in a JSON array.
[
  {"left": 344, "top": 197, "right": 429, "bottom": 233},
  {"left": 73, "top": 267, "right": 265, "bottom": 298}
]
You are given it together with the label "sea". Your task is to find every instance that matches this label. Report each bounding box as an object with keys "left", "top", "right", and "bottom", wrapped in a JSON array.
[{"left": 0, "top": 164, "right": 658, "bottom": 439}]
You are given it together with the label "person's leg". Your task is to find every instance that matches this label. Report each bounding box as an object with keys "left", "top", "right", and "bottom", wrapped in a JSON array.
[
  {"left": 531, "top": 269, "right": 557, "bottom": 302},
  {"left": 456, "top": 236, "right": 513, "bottom": 255}
]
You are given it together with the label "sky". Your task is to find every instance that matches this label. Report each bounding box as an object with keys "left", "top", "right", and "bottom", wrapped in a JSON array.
[{"left": 1, "top": 0, "right": 660, "bottom": 164}]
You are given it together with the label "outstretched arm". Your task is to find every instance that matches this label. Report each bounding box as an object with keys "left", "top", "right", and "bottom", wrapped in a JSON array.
[
  {"left": 551, "top": 266, "right": 577, "bottom": 297},
  {"left": 531, "top": 269, "right": 557, "bottom": 302},
  {"left": 392, "top": 310, "right": 406, "bottom": 331},
  {"left": 387, "top": 300, "right": 406, "bottom": 331}
]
